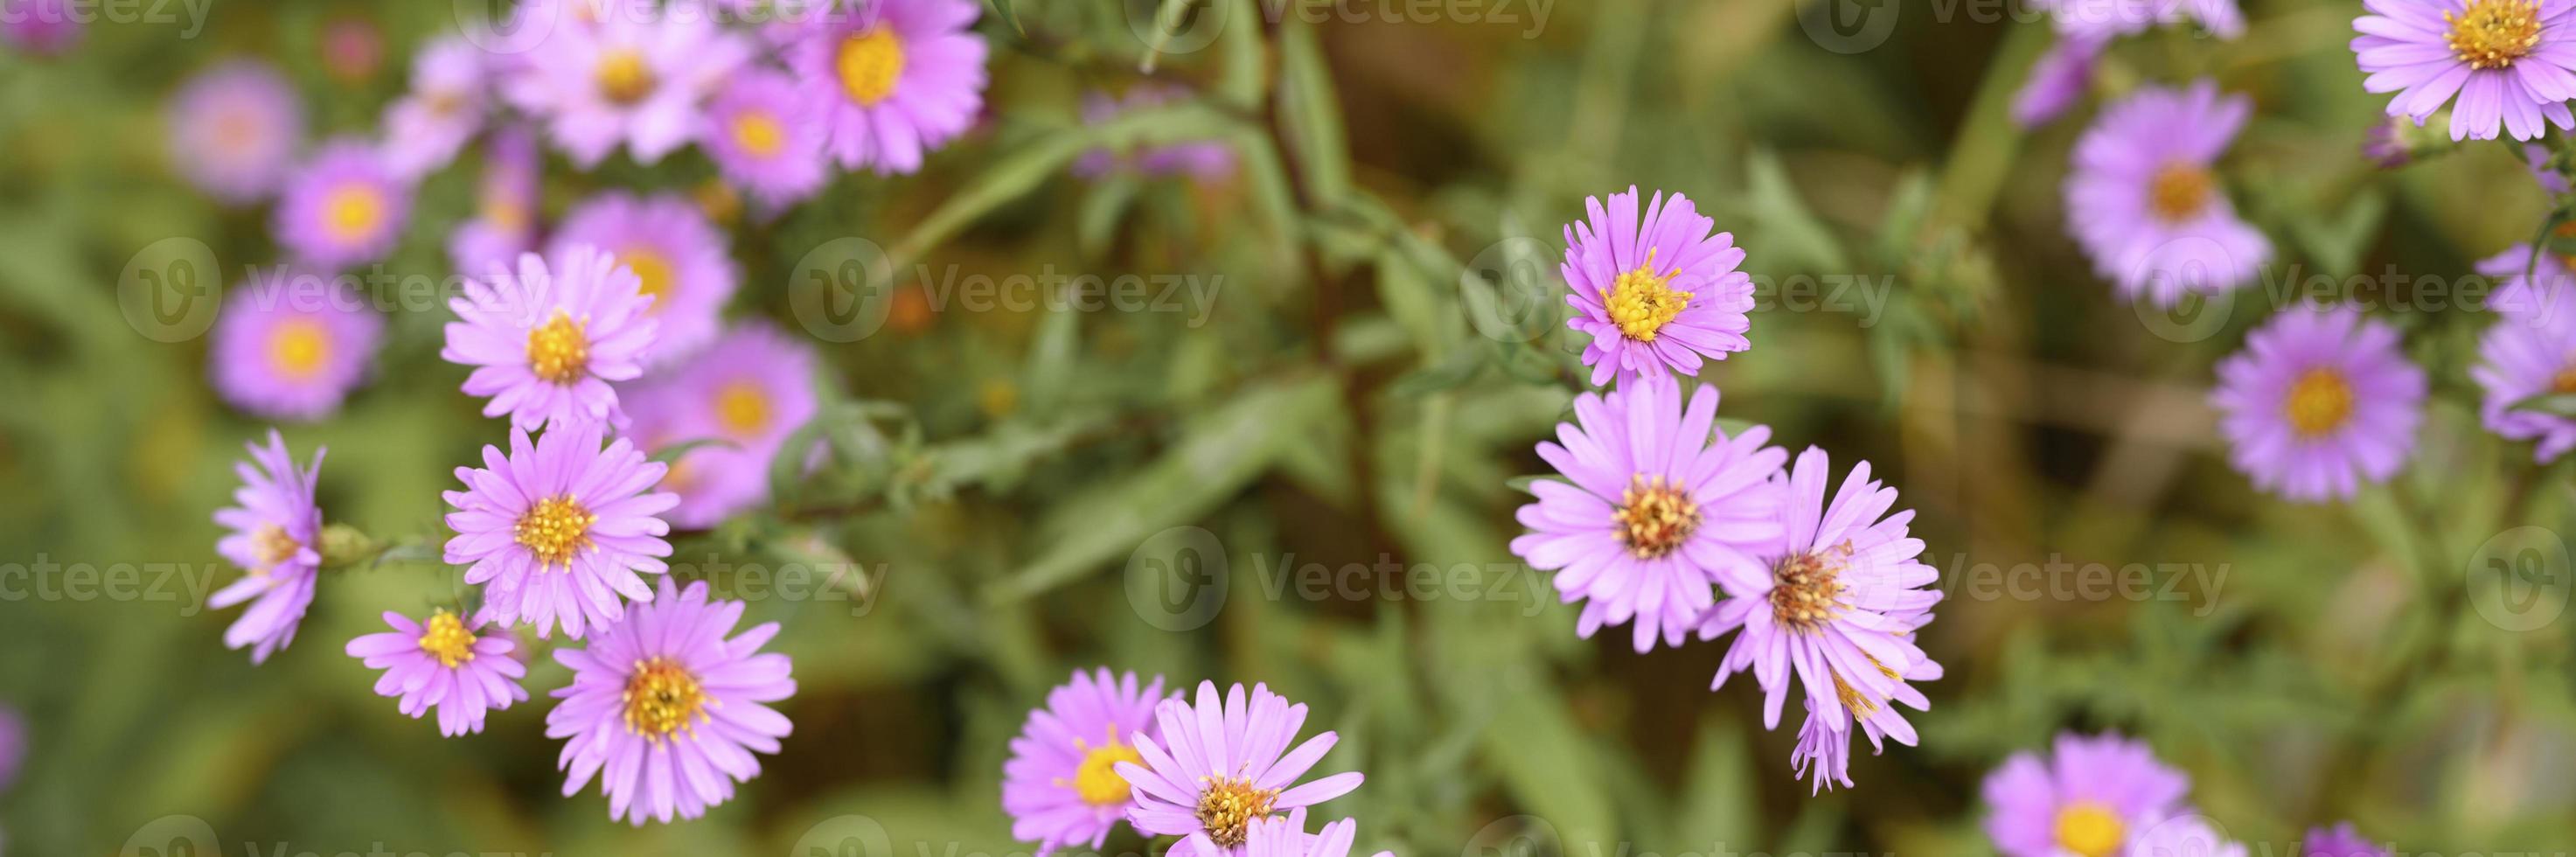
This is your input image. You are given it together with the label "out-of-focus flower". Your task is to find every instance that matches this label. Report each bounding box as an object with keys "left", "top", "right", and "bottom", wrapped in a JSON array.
[
  {"left": 788, "top": 0, "right": 988, "bottom": 174},
  {"left": 549, "top": 192, "right": 736, "bottom": 363},
  {"left": 2352, "top": 0, "right": 2576, "bottom": 141},
  {"left": 209, "top": 268, "right": 384, "bottom": 421},
  {"left": 547, "top": 576, "right": 795, "bottom": 825},
  {"left": 2528, "top": 142, "right": 2573, "bottom": 193},
  {"left": 1511, "top": 373, "right": 1786, "bottom": 651},
  {"left": 275, "top": 139, "right": 412, "bottom": 270},
  {"left": 167, "top": 60, "right": 304, "bottom": 205},
  {"left": 1116, "top": 682, "right": 1365, "bottom": 857},
  {"left": 382, "top": 37, "right": 488, "bottom": 179},
  {"left": 2034, "top": 0, "right": 2245, "bottom": 40},
  {"left": 1559, "top": 186, "right": 1756, "bottom": 386},
  {"left": 2064, "top": 80, "right": 2272, "bottom": 306},
  {"left": 2210, "top": 305, "right": 2426, "bottom": 502},
  {"left": 345, "top": 610, "right": 530, "bottom": 736},
  {"left": 1073, "top": 86, "right": 1236, "bottom": 180},
  {"left": 701, "top": 69, "right": 829, "bottom": 209},
  {"left": 1, "top": 0, "right": 81, "bottom": 55},
  {"left": 210, "top": 431, "right": 326, "bottom": 664},
  {"left": 504, "top": 10, "right": 749, "bottom": 167},
  {"left": 2013, "top": 34, "right": 2105, "bottom": 128},
  {"left": 319, "top": 16, "right": 386, "bottom": 85},
  {"left": 1003, "top": 669, "right": 1171, "bottom": 857},
  {"left": 442, "top": 421, "right": 677, "bottom": 639},
  {"left": 1981, "top": 732, "right": 2192, "bottom": 857},
  {"left": 2474, "top": 261, "right": 2576, "bottom": 462},
  {"left": 0, "top": 702, "right": 24, "bottom": 792},
  {"left": 622, "top": 323, "right": 821, "bottom": 528},
  {"left": 449, "top": 125, "right": 544, "bottom": 278},
  {"left": 442, "top": 244, "right": 661, "bottom": 431},
  {"left": 1243, "top": 812, "right": 1394, "bottom": 857},
  {"left": 2302, "top": 823, "right": 2390, "bottom": 857}
]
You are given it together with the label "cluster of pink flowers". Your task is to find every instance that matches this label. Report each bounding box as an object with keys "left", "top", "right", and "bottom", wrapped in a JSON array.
[{"left": 1981, "top": 732, "right": 2389, "bottom": 857}]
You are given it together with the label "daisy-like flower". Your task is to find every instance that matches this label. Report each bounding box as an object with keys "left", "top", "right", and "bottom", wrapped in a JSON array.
[
  {"left": 2303, "top": 823, "right": 2390, "bottom": 857},
  {"left": 1559, "top": 187, "right": 1756, "bottom": 386},
  {"left": 2354, "top": 0, "right": 2576, "bottom": 141},
  {"left": 787, "top": 0, "right": 988, "bottom": 174},
  {"left": 2, "top": 0, "right": 80, "bottom": 55},
  {"left": 1698, "top": 447, "right": 1941, "bottom": 735},
  {"left": 701, "top": 69, "right": 829, "bottom": 210},
  {"left": 2036, "top": 0, "right": 2245, "bottom": 39},
  {"left": 548, "top": 576, "right": 796, "bottom": 826},
  {"left": 442, "top": 421, "right": 678, "bottom": 639},
  {"left": 381, "top": 36, "right": 487, "bottom": 180},
  {"left": 443, "top": 244, "right": 660, "bottom": 431},
  {"left": 1783, "top": 612, "right": 1941, "bottom": 793},
  {"left": 1003, "top": 668, "right": 1172, "bottom": 857},
  {"left": 623, "top": 323, "right": 822, "bottom": 528},
  {"left": 1243, "top": 812, "right": 1394, "bottom": 857},
  {"left": 1115, "top": 682, "right": 1365, "bottom": 857},
  {"left": 1509, "top": 373, "right": 1786, "bottom": 651},
  {"left": 1073, "top": 86, "right": 1237, "bottom": 180},
  {"left": 209, "top": 268, "right": 384, "bottom": 421},
  {"left": 450, "top": 124, "right": 544, "bottom": 278},
  {"left": 2013, "top": 34, "right": 2105, "bottom": 128},
  {"left": 166, "top": 59, "right": 303, "bottom": 205},
  {"left": 2210, "top": 306, "right": 2427, "bottom": 501},
  {"left": 2474, "top": 270, "right": 2576, "bottom": 462},
  {"left": 503, "top": 9, "right": 749, "bottom": 167},
  {"left": 275, "top": 139, "right": 412, "bottom": 270},
  {"left": 344, "top": 610, "right": 530, "bottom": 735},
  {"left": 209, "top": 431, "right": 326, "bottom": 664},
  {"left": 548, "top": 192, "right": 735, "bottom": 364},
  {"left": 2064, "top": 81, "right": 2272, "bottom": 306},
  {"left": 1982, "top": 732, "right": 2192, "bottom": 857}
]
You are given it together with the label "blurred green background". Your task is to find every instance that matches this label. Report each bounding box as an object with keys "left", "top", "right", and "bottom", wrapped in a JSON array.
[{"left": 3, "top": 0, "right": 2575, "bottom": 854}]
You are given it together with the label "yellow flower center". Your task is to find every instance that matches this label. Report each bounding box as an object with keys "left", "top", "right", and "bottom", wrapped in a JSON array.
[
  {"left": 1194, "top": 777, "right": 1279, "bottom": 847},
  {"left": 715, "top": 380, "right": 772, "bottom": 438},
  {"left": 2554, "top": 365, "right": 2576, "bottom": 394},
  {"left": 2052, "top": 801, "right": 2126, "bottom": 857},
  {"left": 731, "top": 108, "right": 786, "bottom": 157},
  {"left": 513, "top": 494, "right": 595, "bottom": 568},
  {"left": 268, "top": 317, "right": 331, "bottom": 379},
  {"left": 835, "top": 28, "right": 906, "bottom": 106},
  {"left": 415, "top": 610, "right": 478, "bottom": 669},
  {"left": 616, "top": 247, "right": 677, "bottom": 310},
  {"left": 322, "top": 183, "right": 385, "bottom": 243},
  {"left": 482, "top": 194, "right": 527, "bottom": 233},
  {"left": 621, "top": 656, "right": 708, "bottom": 742},
  {"left": 1605, "top": 250, "right": 1693, "bottom": 342},
  {"left": 2448, "top": 0, "right": 2543, "bottom": 69},
  {"left": 2283, "top": 367, "right": 2354, "bottom": 438},
  {"left": 253, "top": 524, "right": 302, "bottom": 571},
  {"left": 2148, "top": 162, "right": 2213, "bottom": 224},
  {"left": 595, "top": 48, "right": 656, "bottom": 105},
  {"left": 1770, "top": 544, "right": 1851, "bottom": 633},
  {"left": 1069, "top": 740, "right": 1144, "bottom": 807},
  {"left": 1612, "top": 475, "right": 1701, "bottom": 560},
  {"left": 525, "top": 310, "right": 591, "bottom": 385}
]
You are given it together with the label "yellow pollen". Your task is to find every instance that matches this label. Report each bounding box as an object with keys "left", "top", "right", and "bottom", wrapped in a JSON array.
[
  {"left": 2447, "top": 0, "right": 2543, "bottom": 69},
  {"left": 834, "top": 28, "right": 906, "bottom": 106},
  {"left": 595, "top": 48, "right": 656, "bottom": 105},
  {"left": 252, "top": 524, "right": 302, "bottom": 570},
  {"left": 616, "top": 247, "right": 677, "bottom": 310},
  {"left": 731, "top": 109, "right": 786, "bottom": 158},
  {"left": 415, "top": 610, "right": 478, "bottom": 669},
  {"left": 1605, "top": 249, "right": 1693, "bottom": 341},
  {"left": 1769, "top": 543, "right": 1852, "bottom": 633},
  {"left": 2554, "top": 365, "right": 2576, "bottom": 394},
  {"left": 2147, "top": 162, "right": 2213, "bottom": 224},
  {"left": 1194, "top": 777, "right": 1279, "bottom": 847},
  {"left": 268, "top": 317, "right": 331, "bottom": 379},
  {"left": 1068, "top": 740, "right": 1144, "bottom": 806},
  {"left": 525, "top": 311, "right": 591, "bottom": 385},
  {"left": 513, "top": 494, "right": 595, "bottom": 568},
  {"left": 1612, "top": 474, "right": 1702, "bottom": 560},
  {"left": 322, "top": 183, "right": 385, "bottom": 243},
  {"left": 714, "top": 380, "right": 772, "bottom": 438},
  {"left": 2052, "top": 801, "right": 2126, "bottom": 857},
  {"left": 620, "top": 656, "right": 708, "bottom": 742},
  {"left": 2283, "top": 367, "right": 2354, "bottom": 438},
  {"left": 1830, "top": 673, "right": 1879, "bottom": 717}
]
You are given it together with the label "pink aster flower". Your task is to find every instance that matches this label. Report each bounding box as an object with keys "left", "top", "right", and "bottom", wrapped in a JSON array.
[
  {"left": 450, "top": 125, "right": 544, "bottom": 278},
  {"left": 787, "top": 0, "right": 988, "bottom": 174},
  {"left": 547, "top": 576, "right": 796, "bottom": 826},
  {"left": 275, "top": 138, "right": 412, "bottom": 270},
  {"left": 1982, "top": 732, "right": 2192, "bottom": 857},
  {"left": 442, "top": 421, "right": 678, "bottom": 639},
  {"left": 1243, "top": 812, "right": 1393, "bottom": 857},
  {"left": 2475, "top": 243, "right": 2576, "bottom": 321},
  {"left": 209, "top": 430, "right": 325, "bottom": 664},
  {"left": 1003, "top": 668, "right": 1173, "bottom": 857},
  {"left": 701, "top": 69, "right": 830, "bottom": 210},
  {"left": 503, "top": 9, "right": 749, "bottom": 167},
  {"left": 2474, "top": 271, "right": 2576, "bottom": 462},
  {"left": 2036, "top": 0, "right": 2245, "bottom": 39},
  {"left": 1560, "top": 187, "right": 1757, "bottom": 387},
  {"left": 2304, "top": 823, "right": 2391, "bottom": 857},
  {"left": 443, "top": 244, "right": 661, "bottom": 431},
  {"left": 381, "top": 36, "right": 488, "bottom": 180},
  {"left": 549, "top": 192, "right": 735, "bottom": 364},
  {"left": 2354, "top": 0, "right": 2576, "bottom": 142},
  {"left": 1698, "top": 447, "right": 1941, "bottom": 738},
  {"left": 1115, "top": 682, "right": 1365, "bottom": 857},
  {"left": 1509, "top": 373, "right": 1786, "bottom": 651},
  {"left": 2065, "top": 81, "right": 2272, "bottom": 305},
  {"left": 167, "top": 59, "right": 304, "bottom": 205},
  {"left": 1073, "top": 86, "right": 1237, "bottom": 180},
  {"left": 2014, "top": 34, "right": 2105, "bottom": 129},
  {"left": 623, "top": 323, "right": 823, "bottom": 528},
  {"left": 2, "top": 0, "right": 80, "bottom": 55},
  {"left": 2210, "top": 306, "right": 2426, "bottom": 502},
  {"left": 1782, "top": 618, "right": 1941, "bottom": 793},
  {"left": 344, "top": 610, "right": 529, "bottom": 736},
  {"left": 0, "top": 703, "right": 21, "bottom": 792},
  {"left": 209, "top": 268, "right": 384, "bottom": 421}
]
